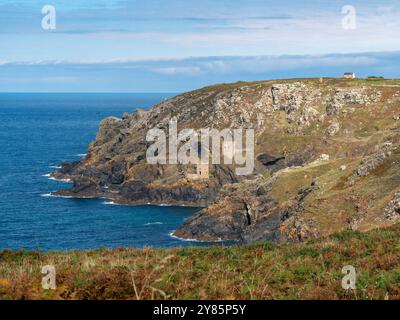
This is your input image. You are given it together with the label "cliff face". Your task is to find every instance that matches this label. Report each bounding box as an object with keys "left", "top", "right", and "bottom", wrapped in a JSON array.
[{"left": 53, "top": 78, "right": 400, "bottom": 243}]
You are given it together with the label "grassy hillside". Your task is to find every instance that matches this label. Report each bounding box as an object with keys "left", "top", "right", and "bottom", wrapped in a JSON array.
[{"left": 1, "top": 223, "right": 399, "bottom": 300}]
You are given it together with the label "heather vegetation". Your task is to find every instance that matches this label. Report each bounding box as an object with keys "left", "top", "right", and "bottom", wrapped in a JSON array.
[{"left": 1, "top": 223, "right": 399, "bottom": 300}]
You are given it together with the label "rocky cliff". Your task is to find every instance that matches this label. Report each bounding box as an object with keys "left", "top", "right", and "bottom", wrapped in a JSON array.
[{"left": 52, "top": 78, "right": 400, "bottom": 243}]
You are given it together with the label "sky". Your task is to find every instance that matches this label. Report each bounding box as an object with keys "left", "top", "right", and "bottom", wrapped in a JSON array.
[{"left": 1, "top": 0, "right": 400, "bottom": 92}]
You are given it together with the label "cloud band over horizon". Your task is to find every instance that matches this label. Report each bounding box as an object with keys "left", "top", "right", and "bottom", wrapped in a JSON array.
[{"left": 1, "top": 52, "right": 400, "bottom": 92}]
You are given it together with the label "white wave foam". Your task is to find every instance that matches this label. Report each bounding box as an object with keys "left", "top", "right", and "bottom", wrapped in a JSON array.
[
  {"left": 101, "top": 200, "right": 197, "bottom": 208},
  {"left": 55, "top": 195, "right": 74, "bottom": 199},
  {"left": 102, "top": 200, "right": 117, "bottom": 205},
  {"left": 40, "top": 193, "right": 73, "bottom": 199},
  {"left": 144, "top": 222, "right": 163, "bottom": 226},
  {"left": 146, "top": 203, "right": 184, "bottom": 207},
  {"left": 49, "top": 177, "right": 72, "bottom": 183},
  {"left": 146, "top": 202, "right": 171, "bottom": 207},
  {"left": 169, "top": 232, "right": 200, "bottom": 242},
  {"left": 49, "top": 165, "right": 62, "bottom": 169},
  {"left": 40, "top": 193, "right": 52, "bottom": 197},
  {"left": 102, "top": 200, "right": 128, "bottom": 206},
  {"left": 169, "top": 232, "right": 224, "bottom": 243},
  {"left": 43, "top": 173, "right": 72, "bottom": 183},
  {"left": 75, "top": 153, "right": 87, "bottom": 157}
]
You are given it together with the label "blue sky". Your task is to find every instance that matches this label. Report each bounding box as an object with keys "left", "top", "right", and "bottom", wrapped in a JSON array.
[{"left": 1, "top": 0, "right": 400, "bottom": 92}]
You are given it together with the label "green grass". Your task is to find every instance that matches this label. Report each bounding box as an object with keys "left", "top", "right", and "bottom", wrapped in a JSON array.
[{"left": 1, "top": 223, "right": 400, "bottom": 300}]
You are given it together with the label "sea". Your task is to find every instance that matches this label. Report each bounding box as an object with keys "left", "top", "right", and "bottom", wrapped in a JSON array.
[{"left": 0, "top": 93, "right": 212, "bottom": 251}]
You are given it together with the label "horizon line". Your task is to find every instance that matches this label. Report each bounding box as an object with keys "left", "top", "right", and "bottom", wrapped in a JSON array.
[{"left": 0, "top": 91, "right": 181, "bottom": 94}]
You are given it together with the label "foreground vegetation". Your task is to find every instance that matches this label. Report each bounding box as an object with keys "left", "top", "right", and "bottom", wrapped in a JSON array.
[{"left": 0, "top": 223, "right": 399, "bottom": 300}]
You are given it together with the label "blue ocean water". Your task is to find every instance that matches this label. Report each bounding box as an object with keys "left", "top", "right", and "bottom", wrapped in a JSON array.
[{"left": 0, "top": 93, "right": 207, "bottom": 251}]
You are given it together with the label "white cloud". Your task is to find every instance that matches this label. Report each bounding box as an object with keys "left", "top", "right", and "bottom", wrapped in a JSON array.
[
  {"left": 152, "top": 66, "right": 202, "bottom": 75},
  {"left": 0, "top": 52, "right": 387, "bottom": 74}
]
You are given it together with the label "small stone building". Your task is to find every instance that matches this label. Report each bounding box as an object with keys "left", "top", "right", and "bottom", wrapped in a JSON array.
[
  {"left": 188, "top": 163, "right": 209, "bottom": 180},
  {"left": 196, "top": 163, "right": 209, "bottom": 179}
]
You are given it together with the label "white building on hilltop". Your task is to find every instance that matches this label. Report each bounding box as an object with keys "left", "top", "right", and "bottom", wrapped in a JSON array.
[{"left": 343, "top": 72, "right": 356, "bottom": 79}]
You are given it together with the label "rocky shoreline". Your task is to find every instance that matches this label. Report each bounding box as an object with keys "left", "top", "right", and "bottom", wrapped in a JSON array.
[
  {"left": 52, "top": 188, "right": 207, "bottom": 208},
  {"left": 52, "top": 78, "right": 400, "bottom": 243}
]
